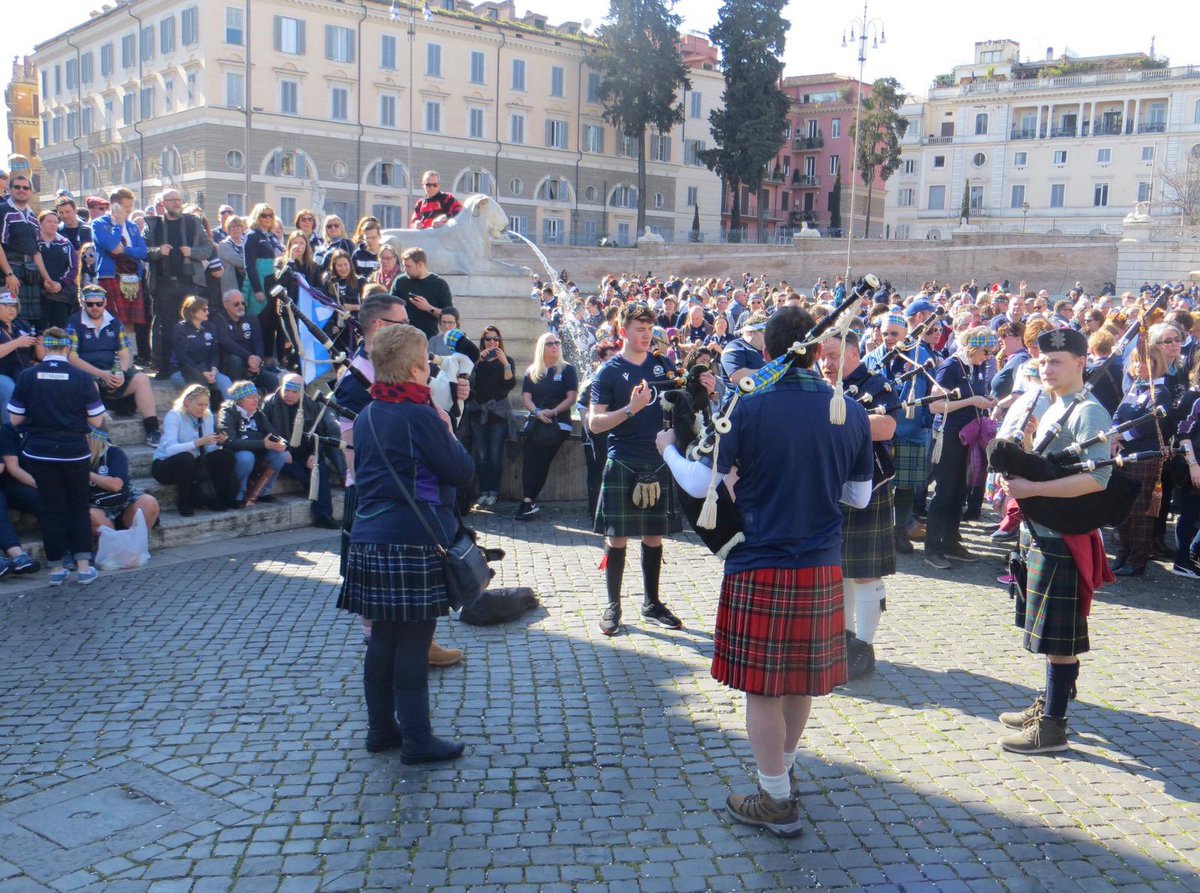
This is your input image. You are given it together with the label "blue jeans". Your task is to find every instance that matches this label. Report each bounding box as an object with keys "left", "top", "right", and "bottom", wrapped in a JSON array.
[
  {"left": 0, "top": 479, "right": 38, "bottom": 551},
  {"left": 170, "top": 371, "right": 233, "bottom": 400},
  {"left": 0, "top": 374, "right": 14, "bottom": 426},
  {"left": 233, "top": 448, "right": 288, "bottom": 499},
  {"left": 474, "top": 418, "right": 507, "bottom": 493},
  {"left": 1175, "top": 485, "right": 1200, "bottom": 566},
  {"left": 280, "top": 456, "right": 333, "bottom": 518}
]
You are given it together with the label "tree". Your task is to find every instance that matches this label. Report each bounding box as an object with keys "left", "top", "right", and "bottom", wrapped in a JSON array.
[
  {"left": 593, "top": 0, "right": 690, "bottom": 235},
  {"left": 1160, "top": 154, "right": 1200, "bottom": 224},
  {"left": 828, "top": 171, "right": 842, "bottom": 233},
  {"left": 848, "top": 77, "right": 908, "bottom": 237},
  {"left": 690, "top": 202, "right": 701, "bottom": 242},
  {"left": 699, "top": 0, "right": 790, "bottom": 242}
]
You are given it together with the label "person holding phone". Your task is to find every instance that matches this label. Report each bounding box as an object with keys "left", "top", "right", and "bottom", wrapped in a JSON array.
[
  {"left": 152, "top": 384, "right": 239, "bottom": 515},
  {"left": 217, "top": 380, "right": 289, "bottom": 505},
  {"left": 465, "top": 326, "right": 515, "bottom": 508}
]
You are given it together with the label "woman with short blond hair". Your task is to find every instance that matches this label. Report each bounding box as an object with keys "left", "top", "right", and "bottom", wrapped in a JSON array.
[{"left": 515, "top": 332, "right": 578, "bottom": 519}]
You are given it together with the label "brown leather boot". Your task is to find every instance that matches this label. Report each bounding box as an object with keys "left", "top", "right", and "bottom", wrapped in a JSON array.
[
  {"left": 906, "top": 519, "right": 927, "bottom": 542},
  {"left": 428, "top": 640, "right": 464, "bottom": 667},
  {"left": 894, "top": 528, "right": 914, "bottom": 555}
]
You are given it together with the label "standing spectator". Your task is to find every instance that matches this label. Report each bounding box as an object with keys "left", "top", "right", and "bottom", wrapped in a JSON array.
[
  {"left": 92, "top": 188, "right": 150, "bottom": 365},
  {"left": 36, "top": 210, "right": 77, "bottom": 329},
  {"left": 336, "top": 323, "right": 474, "bottom": 761},
  {"left": 76, "top": 242, "right": 98, "bottom": 290},
  {"left": 86, "top": 425, "right": 160, "bottom": 536},
  {"left": 516, "top": 332, "right": 578, "bottom": 519},
  {"left": 294, "top": 209, "right": 321, "bottom": 251},
  {"left": 720, "top": 312, "right": 768, "bottom": 390},
  {"left": 55, "top": 196, "right": 92, "bottom": 252},
  {"left": 351, "top": 218, "right": 383, "bottom": 279},
  {"left": 429, "top": 306, "right": 462, "bottom": 358},
  {"left": 7, "top": 326, "right": 105, "bottom": 584},
  {"left": 0, "top": 173, "right": 50, "bottom": 325},
  {"left": 317, "top": 215, "right": 353, "bottom": 268},
  {"left": 152, "top": 384, "right": 239, "bottom": 515},
  {"left": 324, "top": 249, "right": 364, "bottom": 312},
  {"left": 143, "top": 189, "right": 215, "bottom": 371},
  {"left": 217, "top": 215, "right": 248, "bottom": 296},
  {"left": 244, "top": 203, "right": 283, "bottom": 363},
  {"left": 66, "top": 284, "right": 162, "bottom": 445},
  {"left": 211, "top": 204, "right": 235, "bottom": 243},
  {"left": 261, "top": 374, "right": 339, "bottom": 528},
  {"left": 217, "top": 380, "right": 289, "bottom": 505},
  {"left": 410, "top": 170, "right": 463, "bottom": 229},
  {"left": 0, "top": 291, "right": 40, "bottom": 424},
  {"left": 370, "top": 245, "right": 401, "bottom": 291},
  {"left": 465, "top": 325, "right": 515, "bottom": 507},
  {"left": 390, "top": 247, "right": 452, "bottom": 338},
  {"left": 170, "top": 295, "right": 231, "bottom": 402}
]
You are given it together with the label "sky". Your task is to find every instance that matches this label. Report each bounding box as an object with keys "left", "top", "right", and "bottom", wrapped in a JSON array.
[{"left": 2, "top": 0, "right": 1190, "bottom": 158}]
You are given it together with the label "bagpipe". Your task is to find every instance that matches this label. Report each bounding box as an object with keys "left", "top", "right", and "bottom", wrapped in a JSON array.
[
  {"left": 661, "top": 274, "right": 881, "bottom": 556},
  {"left": 873, "top": 316, "right": 937, "bottom": 370},
  {"left": 866, "top": 387, "right": 958, "bottom": 416}
]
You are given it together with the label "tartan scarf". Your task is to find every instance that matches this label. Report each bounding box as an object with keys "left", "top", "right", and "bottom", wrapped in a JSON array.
[{"left": 370, "top": 382, "right": 431, "bottom": 405}]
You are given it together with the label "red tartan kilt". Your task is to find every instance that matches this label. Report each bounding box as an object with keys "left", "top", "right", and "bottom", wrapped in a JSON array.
[
  {"left": 99, "top": 276, "right": 147, "bottom": 326},
  {"left": 712, "top": 565, "right": 847, "bottom": 697}
]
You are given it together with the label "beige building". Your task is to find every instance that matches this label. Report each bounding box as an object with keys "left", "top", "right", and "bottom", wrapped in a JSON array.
[
  {"left": 4, "top": 56, "right": 45, "bottom": 189},
  {"left": 885, "top": 40, "right": 1200, "bottom": 239},
  {"left": 33, "top": 0, "right": 724, "bottom": 246}
]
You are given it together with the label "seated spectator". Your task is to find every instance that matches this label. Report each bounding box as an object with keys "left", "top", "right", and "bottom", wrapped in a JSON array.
[
  {"left": 261, "top": 374, "right": 339, "bottom": 528},
  {"left": 86, "top": 426, "right": 160, "bottom": 536},
  {"left": 170, "top": 295, "right": 232, "bottom": 403},
  {"left": 66, "top": 284, "right": 162, "bottom": 446},
  {"left": 217, "top": 380, "right": 289, "bottom": 505},
  {"left": 0, "top": 423, "right": 41, "bottom": 575},
  {"left": 212, "top": 288, "right": 277, "bottom": 391},
  {"left": 152, "top": 384, "right": 239, "bottom": 516},
  {"left": 0, "top": 291, "right": 41, "bottom": 424},
  {"left": 465, "top": 326, "right": 515, "bottom": 508},
  {"left": 720, "top": 310, "right": 768, "bottom": 389}
]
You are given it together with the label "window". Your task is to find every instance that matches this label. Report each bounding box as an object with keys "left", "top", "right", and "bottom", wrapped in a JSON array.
[
  {"left": 932, "top": 155, "right": 945, "bottom": 169},
  {"left": 381, "top": 35, "right": 397, "bottom": 70},
  {"left": 65, "top": 59, "right": 77, "bottom": 90},
  {"left": 1138, "top": 181, "right": 1152, "bottom": 202},
  {"left": 689, "top": 91, "right": 701, "bottom": 119},
  {"left": 1142, "top": 145, "right": 1154, "bottom": 163},
  {"left": 163, "top": 78, "right": 174, "bottom": 113},
  {"left": 1010, "top": 184, "right": 1026, "bottom": 208},
  {"left": 469, "top": 51, "right": 485, "bottom": 84},
  {"left": 928, "top": 185, "right": 945, "bottom": 210},
  {"left": 583, "top": 220, "right": 598, "bottom": 243},
  {"left": 426, "top": 43, "right": 441, "bottom": 77},
  {"left": 123, "top": 155, "right": 140, "bottom": 183},
  {"left": 160, "top": 16, "right": 176, "bottom": 55},
  {"left": 1050, "top": 183, "right": 1065, "bottom": 208},
  {"left": 140, "top": 85, "right": 154, "bottom": 120},
  {"left": 550, "top": 66, "right": 564, "bottom": 98},
  {"left": 542, "top": 217, "right": 563, "bottom": 245},
  {"left": 121, "top": 34, "right": 135, "bottom": 68},
  {"left": 1093, "top": 183, "right": 1109, "bottom": 207},
  {"left": 278, "top": 197, "right": 296, "bottom": 225},
  {"left": 81, "top": 53, "right": 93, "bottom": 85},
  {"left": 122, "top": 92, "right": 134, "bottom": 125},
  {"left": 222, "top": 195, "right": 244, "bottom": 215},
  {"left": 508, "top": 215, "right": 525, "bottom": 236},
  {"left": 898, "top": 188, "right": 915, "bottom": 207},
  {"left": 1052, "top": 150, "right": 1067, "bottom": 166},
  {"left": 511, "top": 58, "right": 526, "bottom": 91},
  {"left": 974, "top": 112, "right": 988, "bottom": 135},
  {"left": 684, "top": 139, "right": 705, "bottom": 166},
  {"left": 225, "top": 7, "right": 244, "bottom": 45},
  {"left": 969, "top": 185, "right": 984, "bottom": 210},
  {"left": 509, "top": 113, "right": 525, "bottom": 144},
  {"left": 1096, "top": 148, "right": 1111, "bottom": 164},
  {"left": 226, "top": 149, "right": 244, "bottom": 170},
  {"left": 831, "top": 118, "right": 841, "bottom": 139},
  {"left": 224, "top": 72, "right": 244, "bottom": 108},
  {"left": 66, "top": 111, "right": 78, "bottom": 140},
  {"left": 140, "top": 25, "right": 154, "bottom": 61},
  {"left": 461, "top": 170, "right": 493, "bottom": 194},
  {"left": 280, "top": 80, "right": 298, "bottom": 115},
  {"left": 186, "top": 72, "right": 196, "bottom": 106},
  {"left": 1013, "top": 151, "right": 1028, "bottom": 167},
  {"left": 979, "top": 50, "right": 1002, "bottom": 63},
  {"left": 546, "top": 118, "right": 568, "bottom": 149},
  {"left": 51, "top": 116, "right": 62, "bottom": 144},
  {"left": 326, "top": 26, "right": 354, "bottom": 62},
  {"left": 330, "top": 87, "right": 349, "bottom": 121},
  {"left": 617, "top": 222, "right": 630, "bottom": 245},
  {"left": 182, "top": 6, "right": 198, "bottom": 45},
  {"left": 807, "top": 119, "right": 818, "bottom": 139},
  {"left": 100, "top": 43, "right": 113, "bottom": 77},
  {"left": 972, "top": 152, "right": 986, "bottom": 167},
  {"left": 367, "top": 161, "right": 401, "bottom": 186},
  {"left": 424, "top": 100, "right": 441, "bottom": 133},
  {"left": 902, "top": 159, "right": 917, "bottom": 174},
  {"left": 621, "top": 135, "right": 637, "bottom": 158},
  {"left": 268, "top": 150, "right": 300, "bottom": 177},
  {"left": 379, "top": 94, "right": 396, "bottom": 127},
  {"left": 686, "top": 186, "right": 698, "bottom": 207},
  {"left": 588, "top": 72, "right": 603, "bottom": 105},
  {"left": 829, "top": 155, "right": 840, "bottom": 175},
  {"left": 274, "top": 17, "right": 305, "bottom": 55},
  {"left": 372, "top": 204, "right": 404, "bottom": 228},
  {"left": 82, "top": 106, "right": 94, "bottom": 133},
  {"left": 40, "top": 71, "right": 47, "bottom": 99},
  {"left": 611, "top": 185, "right": 637, "bottom": 208},
  {"left": 650, "top": 134, "right": 670, "bottom": 163},
  {"left": 1195, "top": 99, "right": 1200, "bottom": 124},
  {"left": 510, "top": 178, "right": 523, "bottom": 196},
  {"left": 653, "top": 193, "right": 665, "bottom": 209},
  {"left": 583, "top": 124, "right": 604, "bottom": 153},
  {"left": 468, "top": 107, "right": 485, "bottom": 139},
  {"left": 103, "top": 99, "right": 113, "bottom": 129}
]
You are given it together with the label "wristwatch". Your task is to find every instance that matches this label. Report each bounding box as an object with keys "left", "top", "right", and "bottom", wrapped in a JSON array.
[{"left": 623, "top": 406, "right": 634, "bottom": 418}]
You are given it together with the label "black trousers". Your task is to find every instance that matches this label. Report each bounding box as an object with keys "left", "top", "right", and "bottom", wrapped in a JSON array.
[
  {"left": 152, "top": 279, "right": 194, "bottom": 368},
  {"left": 27, "top": 457, "right": 91, "bottom": 563},
  {"left": 521, "top": 433, "right": 566, "bottom": 502},
  {"left": 926, "top": 432, "right": 968, "bottom": 553},
  {"left": 363, "top": 618, "right": 437, "bottom": 731},
  {"left": 583, "top": 433, "right": 608, "bottom": 518},
  {"left": 152, "top": 450, "right": 238, "bottom": 513}
]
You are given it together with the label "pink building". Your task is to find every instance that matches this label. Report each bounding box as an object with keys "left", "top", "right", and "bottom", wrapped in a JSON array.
[{"left": 723, "top": 74, "right": 886, "bottom": 241}]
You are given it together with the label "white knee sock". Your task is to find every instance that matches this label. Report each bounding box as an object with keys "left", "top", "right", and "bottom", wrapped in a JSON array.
[
  {"left": 782, "top": 749, "right": 797, "bottom": 771},
  {"left": 842, "top": 578, "right": 857, "bottom": 633},
  {"left": 757, "top": 769, "right": 791, "bottom": 800},
  {"left": 855, "top": 580, "right": 885, "bottom": 644}
]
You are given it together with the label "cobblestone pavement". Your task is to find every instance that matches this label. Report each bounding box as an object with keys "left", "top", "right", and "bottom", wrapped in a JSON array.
[{"left": 2, "top": 504, "right": 1200, "bottom": 893}]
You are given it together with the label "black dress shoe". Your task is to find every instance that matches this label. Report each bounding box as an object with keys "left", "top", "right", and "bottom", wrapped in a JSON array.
[{"left": 1113, "top": 564, "right": 1145, "bottom": 577}]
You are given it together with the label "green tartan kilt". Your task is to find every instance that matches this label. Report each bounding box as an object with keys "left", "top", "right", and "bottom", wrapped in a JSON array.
[
  {"left": 842, "top": 485, "right": 896, "bottom": 579},
  {"left": 1021, "top": 532, "right": 1089, "bottom": 656},
  {"left": 893, "top": 440, "right": 930, "bottom": 491},
  {"left": 594, "top": 458, "right": 682, "bottom": 538},
  {"left": 12, "top": 261, "right": 42, "bottom": 322}
]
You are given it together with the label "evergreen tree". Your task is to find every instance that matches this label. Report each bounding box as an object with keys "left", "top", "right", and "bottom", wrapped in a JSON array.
[
  {"left": 700, "top": 0, "right": 790, "bottom": 243},
  {"left": 593, "top": 0, "right": 690, "bottom": 235},
  {"left": 828, "top": 171, "right": 842, "bottom": 233},
  {"left": 849, "top": 77, "right": 908, "bottom": 237}
]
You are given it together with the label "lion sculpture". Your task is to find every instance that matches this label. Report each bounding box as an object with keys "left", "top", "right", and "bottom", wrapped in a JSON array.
[{"left": 382, "top": 193, "right": 514, "bottom": 275}]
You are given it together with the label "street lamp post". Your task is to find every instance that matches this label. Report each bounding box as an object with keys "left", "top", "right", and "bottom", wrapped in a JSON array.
[
  {"left": 840, "top": 1, "right": 885, "bottom": 284},
  {"left": 1022, "top": 200, "right": 1029, "bottom": 233}
]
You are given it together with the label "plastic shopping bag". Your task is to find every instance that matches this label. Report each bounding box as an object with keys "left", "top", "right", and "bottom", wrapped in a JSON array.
[{"left": 95, "top": 508, "right": 151, "bottom": 570}]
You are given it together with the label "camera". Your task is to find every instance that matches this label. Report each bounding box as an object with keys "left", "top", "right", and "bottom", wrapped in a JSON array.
[{"left": 267, "top": 433, "right": 284, "bottom": 444}]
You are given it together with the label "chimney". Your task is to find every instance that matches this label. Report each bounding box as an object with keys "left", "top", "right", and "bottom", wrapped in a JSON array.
[{"left": 1045, "top": 46, "right": 1054, "bottom": 61}]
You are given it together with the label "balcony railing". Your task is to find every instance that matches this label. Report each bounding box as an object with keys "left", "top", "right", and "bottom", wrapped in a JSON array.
[
  {"left": 766, "top": 169, "right": 786, "bottom": 183},
  {"left": 1050, "top": 126, "right": 1078, "bottom": 138},
  {"left": 929, "top": 63, "right": 1200, "bottom": 99},
  {"left": 925, "top": 135, "right": 953, "bottom": 145},
  {"left": 1009, "top": 128, "right": 1037, "bottom": 140},
  {"left": 791, "top": 134, "right": 824, "bottom": 151},
  {"left": 794, "top": 174, "right": 820, "bottom": 187},
  {"left": 1138, "top": 121, "right": 1166, "bottom": 133}
]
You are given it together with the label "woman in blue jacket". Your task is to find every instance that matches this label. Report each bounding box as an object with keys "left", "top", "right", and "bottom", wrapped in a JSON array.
[
  {"left": 170, "top": 295, "right": 231, "bottom": 403},
  {"left": 337, "top": 324, "right": 474, "bottom": 762}
]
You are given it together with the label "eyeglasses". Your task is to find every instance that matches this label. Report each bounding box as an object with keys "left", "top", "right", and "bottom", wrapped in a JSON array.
[
  {"left": 545, "top": 340, "right": 561, "bottom": 346},
  {"left": 10, "top": 185, "right": 31, "bottom": 192},
  {"left": 259, "top": 213, "right": 275, "bottom": 220},
  {"left": 84, "top": 301, "right": 106, "bottom": 308},
  {"left": 326, "top": 223, "right": 340, "bottom": 230},
  {"left": 1159, "top": 338, "right": 1181, "bottom": 345},
  {"left": 482, "top": 336, "right": 499, "bottom": 343},
  {"left": 230, "top": 301, "right": 245, "bottom": 308},
  {"left": 381, "top": 317, "right": 408, "bottom": 325},
  {"left": 423, "top": 182, "right": 439, "bottom": 188}
]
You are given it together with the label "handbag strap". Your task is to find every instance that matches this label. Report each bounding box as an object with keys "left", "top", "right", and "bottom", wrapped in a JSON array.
[{"left": 363, "top": 403, "right": 449, "bottom": 556}]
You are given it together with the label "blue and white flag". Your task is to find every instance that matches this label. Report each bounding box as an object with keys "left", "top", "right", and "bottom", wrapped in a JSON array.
[{"left": 292, "top": 272, "right": 338, "bottom": 384}]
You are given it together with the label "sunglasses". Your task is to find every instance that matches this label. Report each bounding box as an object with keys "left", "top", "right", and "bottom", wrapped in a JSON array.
[
  {"left": 84, "top": 301, "right": 106, "bottom": 308},
  {"left": 483, "top": 336, "right": 499, "bottom": 342},
  {"left": 545, "top": 340, "right": 561, "bottom": 346},
  {"left": 260, "top": 214, "right": 275, "bottom": 219},
  {"left": 326, "top": 223, "right": 340, "bottom": 230},
  {"left": 10, "top": 185, "right": 31, "bottom": 192},
  {"left": 423, "top": 182, "right": 439, "bottom": 188}
]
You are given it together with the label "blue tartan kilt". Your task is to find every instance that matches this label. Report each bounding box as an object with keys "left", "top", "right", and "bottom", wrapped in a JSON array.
[
  {"left": 1021, "top": 532, "right": 1089, "bottom": 656},
  {"left": 893, "top": 440, "right": 929, "bottom": 491},
  {"left": 842, "top": 485, "right": 896, "bottom": 579},
  {"left": 594, "top": 458, "right": 682, "bottom": 538},
  {"left": 337, "top": 541, "right": 449, "bottom": 622},
  {"left": 13, "top": 261, "right": 42, "bottom": 323}
]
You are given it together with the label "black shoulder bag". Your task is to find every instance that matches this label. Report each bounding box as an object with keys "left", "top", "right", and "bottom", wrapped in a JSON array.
[{"left": 365, "top": 404, "right": 491, "bottom": 610}]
